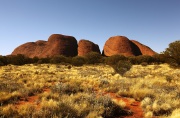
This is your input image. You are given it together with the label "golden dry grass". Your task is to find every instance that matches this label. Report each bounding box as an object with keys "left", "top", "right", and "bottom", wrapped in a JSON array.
[{"left": 0, "top": 63, "right": 179, "bottom": 117}]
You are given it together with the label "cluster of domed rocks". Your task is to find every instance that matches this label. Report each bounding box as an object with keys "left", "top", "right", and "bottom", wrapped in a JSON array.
[{"left": 11, "top": 34, "right": 156, "bottom": 58}]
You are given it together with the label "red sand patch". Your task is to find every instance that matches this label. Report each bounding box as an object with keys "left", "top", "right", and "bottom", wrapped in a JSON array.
[
  {"left": 15, "top": 88, "right": 51, "bottom": 108},
  {"left": 15, "top": 95, "right": 39, "bottom": 109},
  {"left": 15, "top": 87, "right": 144, "bottom": 118},
  {"left": 101, "top": 92, "right": 144, "bottom": 118}
]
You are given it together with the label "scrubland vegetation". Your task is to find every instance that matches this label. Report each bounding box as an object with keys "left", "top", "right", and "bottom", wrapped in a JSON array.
[
  {"left": 0, "top": 64, "right": 130, "bottom": 117},
  {"left": 0, "top": 63, "right": 179, "bottom": 118},
  {"left": 0, "top": 40, "right": 179, "bottom": 117}
]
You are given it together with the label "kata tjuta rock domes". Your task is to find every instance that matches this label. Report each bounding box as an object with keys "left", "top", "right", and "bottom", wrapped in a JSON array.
[
  {"left": 78, "top": 39, "right": 101, "bottom": 56},
  {"left": 11, "top": 34, "right": 156, "bottom": 58},
  {"left": 44, "top": 34, "right": 78, "bottom": 57},
  {"left": 103, "top": 36, "right": 142, "bottom": 56},
  {"left": 11, "top": 34, "right": 78, "bottom": 58},
  {"left": 103, "top": 36, "right": 156, "bottom": 56},
  {"left": 131, "top": 40, "right": 156, "bottom": 56}
]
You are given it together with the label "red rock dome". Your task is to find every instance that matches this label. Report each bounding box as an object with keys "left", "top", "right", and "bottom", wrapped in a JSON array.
[
  {"left": 131, "top": 40, "right": 156, "bottom": 56},
  {"left": 78, "top": 39, "right": 101, "bottom": 56},
  {"left": 103, "top": 36, "right": 141, "bottom": 56},
  {"left": 11, "top": 34, "right": 78, "bottom": 58}
]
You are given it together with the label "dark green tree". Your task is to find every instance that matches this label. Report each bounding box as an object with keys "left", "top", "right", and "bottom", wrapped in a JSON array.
[{"left": 163, "top": 40, "right": 180, "bottom": 65}]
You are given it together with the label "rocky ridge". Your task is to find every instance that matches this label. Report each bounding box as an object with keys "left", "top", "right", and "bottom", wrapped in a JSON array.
[{"left": 11, "top": 34, "right": 156, "bottom": 58}]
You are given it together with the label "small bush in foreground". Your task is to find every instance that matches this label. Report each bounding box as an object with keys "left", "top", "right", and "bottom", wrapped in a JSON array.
[{"left": 112, "top": 60, "right": 132, "bottom": 76}]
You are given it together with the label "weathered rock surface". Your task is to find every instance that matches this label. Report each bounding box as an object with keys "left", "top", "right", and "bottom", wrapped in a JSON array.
[
  {"left": 78, "top": 39, "right": 101, "bottom": 56},
  {"left": 131, "top": 40, "right": 156, "bottom": 56},
  {"left": 12, "top": 34, "right": 156, "bottom": 58},
  {"left": 103, "top": 36, "right": 142, "bottom": 56},
  {"left": 11, "top": 34, "right": 78, "bottom": 58},
  {"left": 103, "top": 36, "right": 156, "bottom": 56}
]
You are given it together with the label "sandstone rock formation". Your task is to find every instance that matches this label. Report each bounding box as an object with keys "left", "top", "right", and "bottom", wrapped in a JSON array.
[
  {"left": 103, "top": 36, "right": 156, "bottom": 56},
  {"left": 12, "top": 34, "right": 156, "bottom": 58},
  {"left": 78, "top": 39, "right": 101, "bottom": 56},
  {"left": 103, "top": 36, "right": 142, "bottom": 56},
  {"left": 131, "top": 40, "right": 156, "bottom": 56},
  {"left": 11, "top": 34, "right": 78, "bottom": 58}
]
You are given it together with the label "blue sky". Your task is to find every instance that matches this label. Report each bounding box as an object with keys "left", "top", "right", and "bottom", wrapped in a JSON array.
[{"left": 0, "top": 0, "right": 179, "bottom": 55}]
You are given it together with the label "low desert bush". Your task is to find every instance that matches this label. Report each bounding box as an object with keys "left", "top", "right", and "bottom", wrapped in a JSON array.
[
  {"left": 0, "top": 91, "right": 22, "bottom": 105},
  {"left": 50, "top": 55, "right": 70, "bottom": 64},
  {"left": 141, "top": 62, "right": 148, "bottom": 66},
  {"left": 105, "top": 54, "right": 127, "bottom": 65},
  {"left": 0, "top": 61, "right": 4, "bottom": 66},
  {"left": 0, "top": 104, "right": 18, "bottom": 117},
  {"left": 72, "top": 56, "right": 86, "bottom": 66},
  {"left": 17, "top": 104, "right": 36, "bottom": 117},
  {"left": 151, "top": 100, "right": 172, "bottom": 116},
  {"left": 58, "top": 102, "right": 80, "bottom": 117},
  {"left": 0, "top": 56, "right": 8, "bottom": 65},
  {"left": 52, "top": 82, "right": 82, "bottom": 95},
  {"left": 85, "top": 52, "right": 102, "bottom": 64},
  {"left": 112, "top": 60, "right": 132, "bottom": 76}
]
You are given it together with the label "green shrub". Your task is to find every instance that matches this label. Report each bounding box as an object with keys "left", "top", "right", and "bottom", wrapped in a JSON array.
[
  {"left": 0, "top": 61, "right": 4, "bottom": 66},
  {"left": 31, "top": 56, "right": 39, "bottom": 63},
  {"left": 141, "top": 62, "right": 148, "bottom": 66},
  {"left": 163, "top": 40, "right": 180, "bottom": 66},
  {"left": 72, "top": 56, "right": 86, "bottom": 66},
  {"left": 97, "top": 96, "right": 131, "bottom": 117},
  {"left": 128, "top": 56, "right": 138, "bottom": 64},
  {"left": 99, "top": 56, "right": 106, "bottom": 63},
  {"left": 50, "top": 55, "right": 70, "bottom": 64},
  {"left": 52, "top": 82, "right": 82, "bottom": 95},
  {"left": 0, "top": 56, "right": 8, "bottom": 65},
  {"left": 105, "top": 55, "right": 127, "bottom": 65},
  {"left": 152, "top": 54, "right": 166, "bottom": 64},
  {"left": 6, "top": 54, "right": 29, "bottom": 65},
  {"left": 135, "top": 55, "right": 155, "bottom": 64},
  {"left": 112, "top": 60, "right": 132, "bottom": 76},
  {"left": 58, "top": 102, "right": 79, "bottom": 117},
  {"left": 85, "top": 52, "right": 102, "bottom": 64}
]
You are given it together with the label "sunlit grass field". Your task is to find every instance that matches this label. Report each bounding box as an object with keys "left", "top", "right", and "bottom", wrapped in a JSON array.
[{"left": 0, "top": 63, "right": 179, "bottom": 118}]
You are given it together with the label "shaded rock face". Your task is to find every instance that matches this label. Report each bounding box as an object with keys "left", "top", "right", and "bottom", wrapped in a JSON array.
[
  {"left": 131, "top": 40, "right": 156, "bottom": 56},
  {"left": 11, "top": 34, "right": 78, "bottom": 58},
  {"left": 103, "top": 36, "right": 155, "bottom": 56},
  {"left": 78, "top": 39, "right": 101, "bottom": 56},
  {"left": 103, "top": 36, "right": 142, "bottom": 56}
]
